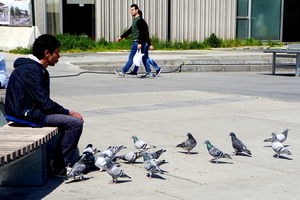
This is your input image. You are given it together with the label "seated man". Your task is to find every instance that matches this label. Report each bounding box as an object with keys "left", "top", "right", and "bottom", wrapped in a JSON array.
[{"left": 4, "top": 34, "right": 84, "bottom": 177}]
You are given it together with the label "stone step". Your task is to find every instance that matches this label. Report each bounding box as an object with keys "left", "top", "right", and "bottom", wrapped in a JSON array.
[
  {"left": 78, "top": 64, "right": 295, "bottom": 73},
  {"left": 71, "top": 57, "right": 296, "bottom": 67},
  {"left": 66, "top": 50, "right": 297, "bottom": 73}
]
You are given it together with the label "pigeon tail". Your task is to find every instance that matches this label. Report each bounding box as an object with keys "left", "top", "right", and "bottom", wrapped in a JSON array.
[
  {"left": 149, "top": 149, "right": 166, "bottom": 159},
  {"left": 120, "top": 172, "right": 131, "bottom": 179},
  {"left": 222, "top": 153, "right": 232, "bottom": 159},
  {"left": 263, "top": 138, "right": 272, "bottom": 142},
  {"left": 283, "top": 148, "right": 292, "bottom": 155},
  {"left": 176, "top": 143, "right": 186, "bottom": 148},
  {"left": 243, "top": 149, "right": 252, "bottom": 155}
]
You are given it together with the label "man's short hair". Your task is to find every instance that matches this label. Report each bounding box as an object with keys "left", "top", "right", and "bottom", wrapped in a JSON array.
[
  {"left": 131, "top": 4, "right": 139, "bottom": 10},
  {"left": 32, "top": 34, "right": 60, "bottom": 60}
]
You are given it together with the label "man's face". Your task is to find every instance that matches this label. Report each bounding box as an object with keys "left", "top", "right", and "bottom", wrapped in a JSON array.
[
  {"left": 130, "top": 7, "right": 138, "bottom": 17},
  {"left": 47, "top": 47, "right": 60, "bottom": 67}
]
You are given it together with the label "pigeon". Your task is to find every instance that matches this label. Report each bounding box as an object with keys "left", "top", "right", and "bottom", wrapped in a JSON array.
[
  {"left": 105, "top": 157, "right": 131, "bottom": 184},
  {"left": 131, "top": 135, "right": 156, "bottom": 152},
  {"left": 264, "top": 129, "right": 289, "bottom": 143},
  {"left": 148, "top": 149, "right": 167, "bottom": 159},
  {"left": 271, "top": 132, "right": 292, "bottom": 158},
  {"left": 113, "top": 152, "right": 142, "bottom": 163},
  {"left": 141, "top": 152, "right": 163, "bottom": 178},
  {"left": 204, "top": 140, "right": 232, "bottom": 163},
  {"left": 229, "top": 132, "right": 252, "bottom": 155},
  {"left": 101, "top": 145, "right": 126, "bottom": 159},
  {"left": 176, "top": 132, "right": 197, "bottom": 154},
  {"left": 82, "top": 144, "right": 94, "bottom": 154},
  {"left": 65, "top": 154, "right": 87, "bottom": 181},
  {"left": 94, "top": 155, "right": 107, "bottom": 171},
  {"left": 80, "top": 144, "right": 100, "bottom": 168}
]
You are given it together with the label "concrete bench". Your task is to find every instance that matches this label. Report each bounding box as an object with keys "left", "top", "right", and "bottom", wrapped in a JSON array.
[
  {"left": 0, "top": 125, "right": 59, "bottom": 186},
  {"left": 0, "top": 91, "right": 59, "bottom": 186},
  {"left": 264, "top": 44, "right": 300, "bottom": 77}
]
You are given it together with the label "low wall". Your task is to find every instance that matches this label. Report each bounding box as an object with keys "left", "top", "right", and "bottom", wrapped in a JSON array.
[{"left": 0, "top": 26, "right": 40, "bottom": 52}]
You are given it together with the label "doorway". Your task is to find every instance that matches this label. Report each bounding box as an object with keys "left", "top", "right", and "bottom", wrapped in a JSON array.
[
  {"left": 282, "top": 0, "right": 300, "bottom": 42},
  {"left": 62, "top": 1, "right": 95, "bottom": 39}
]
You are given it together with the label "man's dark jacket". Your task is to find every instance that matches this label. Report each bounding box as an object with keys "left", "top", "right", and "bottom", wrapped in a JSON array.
[
  {"left": 5, "top": 57, "right": 68, "bottom": 127},
  {"left": 120, "top": 16, "right": 148, "bottom": 44}
]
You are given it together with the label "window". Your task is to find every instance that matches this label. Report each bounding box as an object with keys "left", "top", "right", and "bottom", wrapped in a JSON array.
[
  {"left": 236, "top": 0, "right": 250, "bottom": 39},
  {"left": 46, "top": 0, "right": 61, "bottom": 35},
  {"left": 237, "top": 0, "right": 282, "bottom": 40},
  {"left": 251, "top": 0, "right": 281, "bottom": 40},
  {"left": 237, "top": 19, "right": 249, "bottom": 39},
  {"left": 237, "top": 0, "right": 249, "bottom": 16}
]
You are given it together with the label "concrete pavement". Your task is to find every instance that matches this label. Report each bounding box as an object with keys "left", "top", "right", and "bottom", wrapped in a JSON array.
[{"left": 0, "top": 49, "right": 299, "bottom": 200}]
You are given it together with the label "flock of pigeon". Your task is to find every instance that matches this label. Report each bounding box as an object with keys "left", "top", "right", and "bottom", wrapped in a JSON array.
[{"left": 64, "top": 129, "right": 291, "bottom": 184}]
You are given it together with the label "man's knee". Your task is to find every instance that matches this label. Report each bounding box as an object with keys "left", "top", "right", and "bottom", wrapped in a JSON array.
[{"left": 67, "top": 116, "right": 83, "bottom": 133}]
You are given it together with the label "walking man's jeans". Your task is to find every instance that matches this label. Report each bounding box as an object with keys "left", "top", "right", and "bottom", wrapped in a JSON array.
[
  {"left": 122, "top": 42, "right": 151, "bottom": 73},
  {"left": 122, "top": 42, "right": 138, "bottom": 73}
]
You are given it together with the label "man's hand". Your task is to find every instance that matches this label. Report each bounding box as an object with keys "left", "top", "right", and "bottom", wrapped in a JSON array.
[
  {"left": 115, "top": 37, "right": 122, "bottom": 42},
  {"left": 137, "top": 44, "right": 142, "bottom": 49},
  {"left": 69, "top": 110, "right": 84, "bottom": 123},
  {"left": 149, "top": 45, "right": 154, "bottom": 50}
]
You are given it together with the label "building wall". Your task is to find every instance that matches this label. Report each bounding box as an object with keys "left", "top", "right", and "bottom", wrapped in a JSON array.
[
  {"left": 34, "top": 0, "right": 46, "bottom": 34},
  {"left": 0, "top": 0, "right": 237, "bottom": 51},
  {"left": 95, "top": 0, "right": 168, "bottom": 42},
  {"left": 170, "top": 0, "right": 237, "bottom": 42},
  {"left": 96, "top": 0, "right": 237, "bottom": 42}
]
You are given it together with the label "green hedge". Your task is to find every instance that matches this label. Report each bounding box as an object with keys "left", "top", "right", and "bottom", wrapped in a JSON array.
[{"left": 8, "top": 33, "right": 284, "bottom": 54}]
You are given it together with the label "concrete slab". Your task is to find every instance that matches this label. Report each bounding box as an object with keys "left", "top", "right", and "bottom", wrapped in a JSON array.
[{"left": 0, "top": 27, "right": 40, "bottom": 52}]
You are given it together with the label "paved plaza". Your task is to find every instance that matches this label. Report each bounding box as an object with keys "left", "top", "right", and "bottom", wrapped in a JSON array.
[{"left": 0, "top": 50, "right": 299, "bottom": 200}]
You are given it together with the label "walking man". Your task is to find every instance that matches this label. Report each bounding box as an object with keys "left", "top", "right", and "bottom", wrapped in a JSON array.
[
  {"left": 129, "top": 10, "right": 162, "bottom": 76},
  {"left": 115, "top": 4, "right": 153, "bottom": 78}
]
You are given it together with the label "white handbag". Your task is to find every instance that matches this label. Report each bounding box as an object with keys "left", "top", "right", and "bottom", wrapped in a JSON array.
[{"left": 133, "top": 49, "right": 143, "bottom": 67}]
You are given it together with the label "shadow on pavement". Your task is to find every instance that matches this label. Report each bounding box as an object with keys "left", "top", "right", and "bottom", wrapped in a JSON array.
[
  {"left": 0, "top": 177, "right": 64, "bottom": 200},
  {"left": 272, "top": 154, "right": 293, "bottom": 160},
  {"left": 209, "top": 160, "right": 234, "bottom": 164},
  {"left": 176, "top": 151, "right": 199, "bottom": 155},
  {"left": 233, "top": 152, "right": 252, "bottom": 157},
  {"left": 260, "top": 73, "right": 296, "bottom": 77}
]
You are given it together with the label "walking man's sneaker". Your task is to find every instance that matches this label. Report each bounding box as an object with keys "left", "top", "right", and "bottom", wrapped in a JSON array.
[
  {"left": 114, "top": 70, "right": 125, "bottom": 77},
  {"left": 127, "top": 71, "right": 137, "bottom": 75},
  {"left": 141, "top": 72, "right": 154, "bottom": 78},
  {"left": 156, "top": 68, "right": 162, "bottom": 76}
]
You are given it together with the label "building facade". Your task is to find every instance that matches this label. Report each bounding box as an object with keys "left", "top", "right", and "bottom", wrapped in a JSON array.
[{"left": 0, "top": 0, "right": 299, "bottom": 51}]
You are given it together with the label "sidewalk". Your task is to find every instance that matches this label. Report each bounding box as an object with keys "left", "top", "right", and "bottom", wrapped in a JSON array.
[
  {"left": 52, "top": 47, "right": 294, "bottom": 74},
  {"left": 0, "top": 50, "right": 299, "bottom": 200},
  {"left": 2, "top": 46, "right": 295, "bottom": 75}
]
